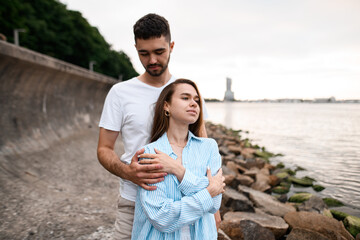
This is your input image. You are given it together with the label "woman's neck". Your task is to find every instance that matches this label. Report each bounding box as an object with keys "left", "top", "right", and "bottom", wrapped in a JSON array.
[{"left": 167, "top": 121, "right": 189, "bottom": 147}]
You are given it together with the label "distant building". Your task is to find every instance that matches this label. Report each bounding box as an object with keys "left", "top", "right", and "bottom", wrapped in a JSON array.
[
  {"left": 224, "top": 77, "right": 235, "bottom": 101},
  {"left": 314, "top": 97, "right": 336, "bottom": 103}
]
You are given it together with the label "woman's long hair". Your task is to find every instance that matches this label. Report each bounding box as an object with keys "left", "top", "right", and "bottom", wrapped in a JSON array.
[{"left": 150, "top": 79, "right": 203, "bottom": 142}]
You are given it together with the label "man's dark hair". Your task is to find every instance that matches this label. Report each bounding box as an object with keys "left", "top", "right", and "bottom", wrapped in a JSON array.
[{"left": 133, "top": 13, "right": 171, "bottom": 43}]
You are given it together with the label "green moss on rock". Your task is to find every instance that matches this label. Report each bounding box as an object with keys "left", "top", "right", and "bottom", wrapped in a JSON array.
[
  {"left": 276, "top": 162, "right": 285, "bottom": 169},
  {"left": 276, "top": 172, "right": 289, "bottom": 179},
  {"left": 288, "top": 176, "right": 314, "bottom": 186},
  {"left": 323, "top": 198, "right": 344, "bottom": 207},
  {"left": 330, "top": 209, "right": 349, "bottom": 221},
  {"left": 344, "top": 215, "right": 360, "bottom": 237},
  {"left": 272, "top": 186, "right": 290, "bottom": 194},
  {"left": 289, "top": 192, "right": 313, "bottom": 203},
  {"left": 312, "top": 184, "right": 325, "bottom": 192}
]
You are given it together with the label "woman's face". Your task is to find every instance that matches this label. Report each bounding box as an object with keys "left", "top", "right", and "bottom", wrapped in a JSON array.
[{"left": 164, "top": 83, "right": 200, "bottom": 125}]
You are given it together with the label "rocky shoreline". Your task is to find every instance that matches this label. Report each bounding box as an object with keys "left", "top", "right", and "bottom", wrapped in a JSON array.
[{"left": 205, "top": 122, "right": 360, "bottom": 240}]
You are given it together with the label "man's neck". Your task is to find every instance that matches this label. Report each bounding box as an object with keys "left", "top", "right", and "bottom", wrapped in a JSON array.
[{"left": 138, "top": 71, "right": 172, "bottom": 88}]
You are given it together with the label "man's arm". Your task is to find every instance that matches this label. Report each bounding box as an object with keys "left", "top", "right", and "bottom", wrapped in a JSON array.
[{"left": 97, "top": 127, "right": 167, "bottom": 190}]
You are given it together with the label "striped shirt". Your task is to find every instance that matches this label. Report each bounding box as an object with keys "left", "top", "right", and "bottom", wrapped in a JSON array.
[{"left": 131, "top": 131, "right": 222, "bottom": 240}]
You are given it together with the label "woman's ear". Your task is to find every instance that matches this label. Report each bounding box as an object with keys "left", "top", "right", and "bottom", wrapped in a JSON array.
[{"left": 164, "top": 101, "right": 170, "bottom": 112}]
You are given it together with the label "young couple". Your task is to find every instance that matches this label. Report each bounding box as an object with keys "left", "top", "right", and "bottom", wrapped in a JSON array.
[{"left": 97, "top": 14, "right": 225, "bottom": 239}]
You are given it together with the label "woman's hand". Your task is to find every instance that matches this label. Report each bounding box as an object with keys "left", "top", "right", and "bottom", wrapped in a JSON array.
[
  {"left": 139, "top": 149, "right": 186, "bottom": 181},
  {"left": 206, "top": 168, "right": 225, "bottom": 197}
]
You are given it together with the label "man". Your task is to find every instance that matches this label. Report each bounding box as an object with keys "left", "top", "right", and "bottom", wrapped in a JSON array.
[{"left": 97, "top": 13, "right": 221, "bottom": 239}]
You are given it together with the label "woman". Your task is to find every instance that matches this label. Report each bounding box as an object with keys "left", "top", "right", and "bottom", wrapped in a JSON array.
[{"left": 131, "top": 79, "right": 225, "bottom": 240}]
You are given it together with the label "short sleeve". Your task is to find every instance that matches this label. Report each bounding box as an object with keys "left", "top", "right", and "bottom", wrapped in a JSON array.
[{"left": 99, "top": 86, "right": 123, "bottom": 131}]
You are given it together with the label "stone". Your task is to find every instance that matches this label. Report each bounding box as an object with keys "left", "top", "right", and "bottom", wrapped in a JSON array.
[
  {"left": 268, "top": 175, "right": 281, "bottom": 187},
  {"left": 219, "top": 146, "right": 231, "bottom": 156},
  {"left": 289, "top": 193, "right": 313, "bottom": 203},
  {"left": 297, "top": 195, "right": 327, "bottom": 213},
  {"left": 312, "top": 184, "right": 325, "bottom": 192},
  {"left": 323, "top": 197, "right": 344, "bottom": 207},
  {"left": 243, "top": 167, "right": 259, "bottom": 178},
  {"left": 251, "top": 170, "right": 271, "bottom": 192},
  {"left": 228, "top": 145, "right": 242, "bottom": 155},
  {"left": 224, "top": 175, "right": 235, "bottom": 186},
  {"left": 331, "top": 209, "right": 350, "bottom": 221},
  {"left": 288, "top": 176, "right": 314, "bottom": 186},
  {"left": 222, "top": 154, "right": 236, "bottom": 165},
  {"left": 238, "top": 158, "right": 265, "bottom": 170},
  {"left": 240, "top": 220, "right": 276, "bottom": 240},
  {"left": 229, "top": 174, "right": 254, "bottom": 189},
  {"left": 221, "top": 187, "right": 254, "bottom": 216},
  {"left": 241, "top": 148, "right": 255, "bottom": 159},
  {"left": 275, "top": 172, "right": 289, "bottom": 179},
  {"left": 323, "top": 209, "right": 333, "bottom": 218},
  {"left": 287, "top": 227, "right": 329, "bottom": 240},
  {"left": 284, "top": 211, "right": 354, "bottom": 240},
  {"left": 253, "top": 150, "right": 274, "bottom": 161},
  {"left": 226, "top": 161, "right": 247, "bottom": 175},
  {"left": 272, "top": 186, "right": 290, "bottom": 194},
  {"left": 238, "top": 185, "right": 296, "bottom": 217},
  {"left": 344, "top": 215, "right": 360, "bottom": 237},
  {"left": 220, "top": 211, "right": 288, "bottom": 239},
  {"left": 217, "top": 228, "right": 232, "bottom": 240}
]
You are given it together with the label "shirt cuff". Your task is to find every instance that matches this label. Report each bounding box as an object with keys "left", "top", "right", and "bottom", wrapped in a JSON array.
[
  {"left": 178, "top": 169, "right": 209, "bottom": 196},
  {"left": 193, "top": 188, "right": 214, "bottom": 213}
]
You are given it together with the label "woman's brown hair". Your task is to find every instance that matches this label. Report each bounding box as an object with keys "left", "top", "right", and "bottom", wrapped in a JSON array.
[{"left": 150, "top": 79, "right": 203, "bottom": 142}]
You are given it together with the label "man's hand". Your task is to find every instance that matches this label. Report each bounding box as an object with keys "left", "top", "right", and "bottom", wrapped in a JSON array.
[
  {"left": 125, "top": 149, "right": 168, "bottom": 191},
  {"left": 139, "top": 149, "right": 186, "bottom": 181}
]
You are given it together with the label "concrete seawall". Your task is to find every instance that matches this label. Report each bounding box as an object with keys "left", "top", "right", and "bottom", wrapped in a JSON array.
[
  {"left": 0, "top": 41, "right": 116, "bottom": 156},
  {"left": 0, "top": 41, "right": 123, "bottom": 238}
]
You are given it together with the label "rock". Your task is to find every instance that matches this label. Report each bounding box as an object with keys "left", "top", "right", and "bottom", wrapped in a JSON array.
[
  {"left": 229, "top": 174, "right": 254, "bottom": 189},
  {"left": 222, "top": 165, "right": 237, "bottom": 177},
  {"left": 312, "top": 184, "right": 325, "bottom": 192},
  {"left": 275, "top": 171, "right": 289, "bottom": 179},
  {"left": 240, "top": 220, "right": 276, "bottom": 240},
  {"left": 297, "top": 195, "right": 327, "bottom": 213},
  {"left": 323, "top": 209, "right": 333, "bottom": 218},
  {"left": 224, "top": 175, "right": 235, "bottom": 186},
  {"left": 284, "top": 211, "right": 354, "bottom": 240},
  {"left": 331, "top": 209, "right": 350, "bottom": 221},
  {"left": 221, "top": 187, "right": 254, "bottom": 216},
  {"left": 243, "top": 167, "right": 260, "bottom": 178},
  {"left": 241, "top": 148, "right": 256, "bottom": 159},
  {"left": 323, "top": 197, "right": 344, "bottom": 207},
  {"left": 272, "top": 186, "right": 290, "bottom": 194},
  {"left": 222, "top": 154, "right": 236, "bottom": 165},
  {"left": 276, "top": 162, "right": 285, "bottom": 168},
  {"left": 220, "top": 211, "right": 288, "bottom": 239},
  {"left": 253, "top": 150, "right": 274, "bottom": 161},
  {"left": 344, "top": 215, "right": 360, "bottom": 237},
  {"left": 273, "top": 194, "right": 288, "bottom": 203},
  {"left": 268, "top": 175, "right": 281, "bottom": 187},
  {"left": 251, "top": 169, "right": 271, "bottom": 192},
  {"left": 224, "top": 140, "right": 238, "bottom": 147},
  {"left": 219, "top": 146, "right": 231, "bottom": 156},
  {"left": 238, "top": 185, "right": 296, "bottom": 217},
  {"left": 217, "top": 228, "right": 232, "bottom": 240},
  {"left": 288, "top": 193, "right": 313, "bottom": 203},
  {"left": 228, "top": 145, "right": 242, "bottom": 155},
  {"left": 238, "top": 158, "right": 265, "bottom": 170},
  {"left": 288, "top": 176, "right": 314, "bottom": 186},
  {"left": 287, "top": 227, "right": 330, "bottom": 240},
  {"left": 226, "top": 161, "right": 247, "bottom": 175}
]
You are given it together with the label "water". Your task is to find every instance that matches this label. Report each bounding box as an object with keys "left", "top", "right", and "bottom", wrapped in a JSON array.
[{"left": 206, "top": 102, "right": 360, "bottom": 211}]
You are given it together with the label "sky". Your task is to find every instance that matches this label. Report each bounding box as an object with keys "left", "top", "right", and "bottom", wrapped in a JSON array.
[{"left": 61, "top": 0, "right": 360, "bottom": 100}]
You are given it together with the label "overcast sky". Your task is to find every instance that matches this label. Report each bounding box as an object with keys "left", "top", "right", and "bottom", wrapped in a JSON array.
[{"left": 61, "top": 0, "right": 360, "bottom": 100}]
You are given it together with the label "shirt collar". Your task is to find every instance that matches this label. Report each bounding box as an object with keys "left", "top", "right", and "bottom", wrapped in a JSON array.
[{"left": 158, "top": 131, "right": 203, "bottom": 156}]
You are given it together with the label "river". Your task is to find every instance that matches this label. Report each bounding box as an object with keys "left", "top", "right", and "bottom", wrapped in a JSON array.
[{"left": 206, "top": 102, "right": 360, "bottom": 213}]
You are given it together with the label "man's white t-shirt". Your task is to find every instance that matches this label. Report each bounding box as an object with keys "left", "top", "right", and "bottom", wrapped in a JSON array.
[{"left": 99, "top": 76, "right": 207, "bottom": 202}]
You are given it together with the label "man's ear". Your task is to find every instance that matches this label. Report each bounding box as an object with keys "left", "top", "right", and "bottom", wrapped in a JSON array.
[{"left": 170, "top": 41, "right": 175, "bottom": 53}]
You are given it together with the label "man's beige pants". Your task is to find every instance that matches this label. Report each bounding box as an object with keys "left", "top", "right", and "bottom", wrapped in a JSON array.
[{"left": 113, "top": 195, "right": 135, "bottom": 240}]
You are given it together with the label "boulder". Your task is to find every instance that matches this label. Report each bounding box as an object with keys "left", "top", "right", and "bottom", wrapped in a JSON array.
[
  {"left": 241, "top": 148, "right": 256, "bottom": 159},
  {"left": 284, "top": 211, "right": 354, "bottom": 240},
  {"left": 238, "top": 185, "right": 296, "bottom": 217},
  {"left": 224, "top": 174, "right": 235, "bottom": 186},
  {"left": 222, "top": 154, "right": 236, "bottom": 165},
  {"left": 228, "top": 145, "right": 242, "bottom": 155},
  {"left": 289, "top": 193, "right": 313, "bottom": 203},
  {"left": 297, "top": 195, "right": 327, "bottom": 213},
  {"left": 287, "top": 227, "right": 330, "bottom": 240},
  {"left": 219, "top": 146, "right": 231, "bottom": 156},
  {"left": 226, "top": 161, "right": 247, "bottom": 175},
  {"left": 240, "top": 220, "right": 276, "bottom": 240},
  {"left": 288, "top": 176, "right": 314, "bottom": 186},
  {"left": 238, "top": 158, "right": 265, "bottom": 169},
  {"left": 344, "top": 215, "right": 360, "bottom": 237},
  {"left": 268, "top": 175, "right": 281, "bottom": 187},
  {"left": 272, "top": 186, "right": 290, "bottom": 194},
  {"left": 251, "top": 169, "right": 271, "bottom": 192},
  {"left": 220, "top": 211, "right": 288, "bottom": 239},
  {"left": 229, "top": 174, "right": 254, "bottom": 189},
  {"left": 331, "top": 209, "right": 350, "bottom": 221},
  {"left": 312, "top": 184, "right": 325, "bottom": 192},
  {"left": 243, "top": 167, "right": 260, "bottom": 178},
  {"left": 217, "top": 229, "right": 232, "bottom": 240},
  {"left": 323, "top": 197, "right": 344, "bottom": 207},
  {"left": 221, "top": 187, "right": 254, "bottom": 216}
]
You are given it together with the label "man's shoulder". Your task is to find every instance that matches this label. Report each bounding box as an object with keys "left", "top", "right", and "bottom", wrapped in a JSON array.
[{"left": 111, "top": 77, "right": 139, "bottom": 91}]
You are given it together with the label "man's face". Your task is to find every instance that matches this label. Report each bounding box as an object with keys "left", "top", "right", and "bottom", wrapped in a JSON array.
[{"left": 135, "top": 36, "right": 174, "bottom": 77}]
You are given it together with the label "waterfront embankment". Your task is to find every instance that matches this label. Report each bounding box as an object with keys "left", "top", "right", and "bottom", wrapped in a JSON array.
[{"left": 206, "top": 122, "right": 360, "bottom": 240}]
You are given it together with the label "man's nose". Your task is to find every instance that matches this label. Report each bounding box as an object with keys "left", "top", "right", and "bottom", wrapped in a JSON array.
[{"left": 149, "top": 54, "right": 157, "bottom": 64}]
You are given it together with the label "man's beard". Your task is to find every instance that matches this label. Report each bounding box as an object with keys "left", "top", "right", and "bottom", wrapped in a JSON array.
[{"left": 145, "top": 55, "right": 170, "bottom": 77}]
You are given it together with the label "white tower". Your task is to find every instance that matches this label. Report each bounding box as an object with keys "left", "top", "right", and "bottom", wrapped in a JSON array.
[{"left": 224, "top": 77, "right": 235, "bottom": 101}]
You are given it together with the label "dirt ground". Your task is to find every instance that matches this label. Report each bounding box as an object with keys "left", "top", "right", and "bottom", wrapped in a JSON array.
[{"left": 0, "top": 129, "right": 123, "bottom": 239}]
